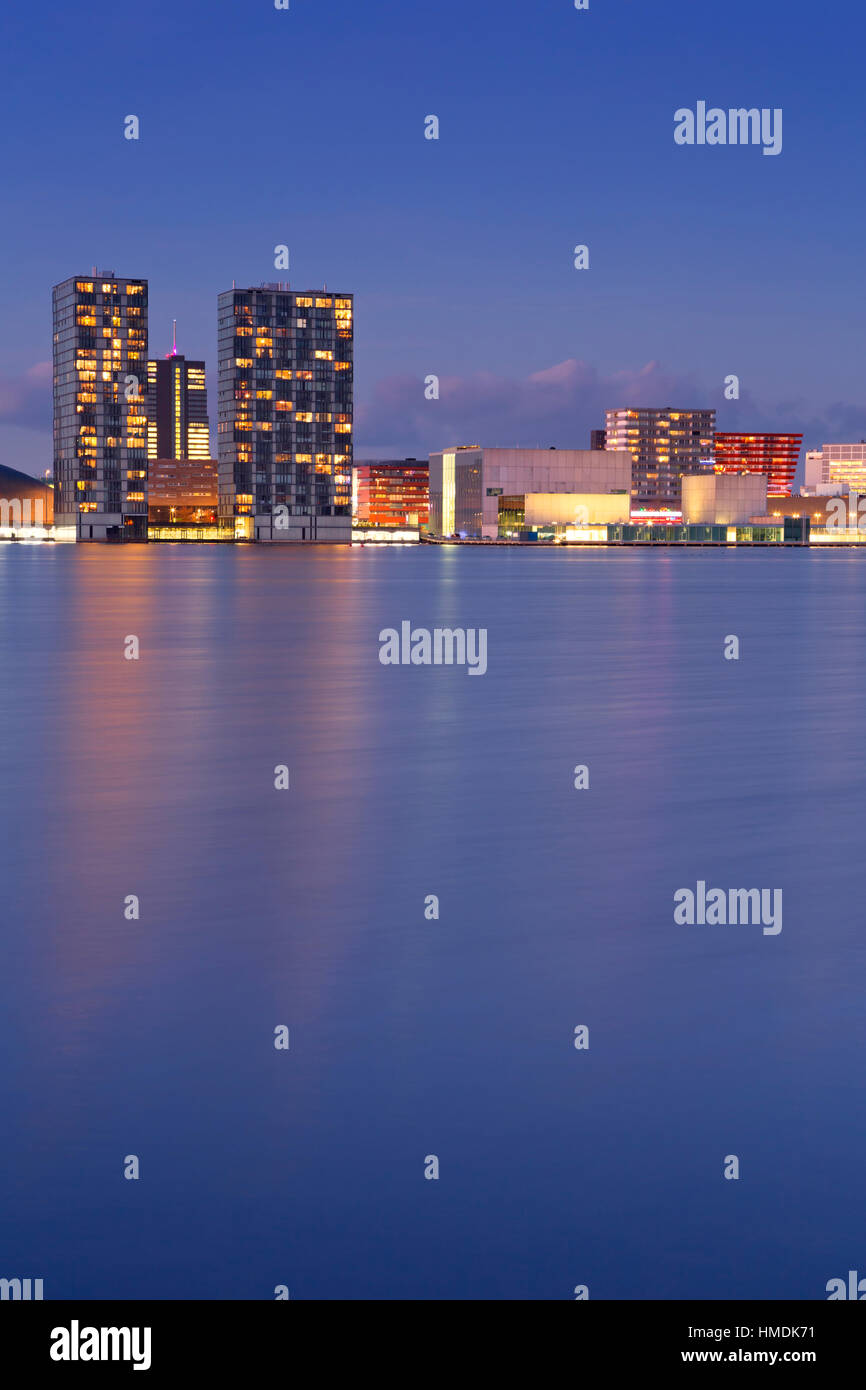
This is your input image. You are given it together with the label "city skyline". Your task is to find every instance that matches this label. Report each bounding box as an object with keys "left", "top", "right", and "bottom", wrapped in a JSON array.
[
  {"left": 41, "top": 265, "right": 842, "bottom": 540},
  {"left": 1, "top": 1, "right": 865, "bottom": 479}
]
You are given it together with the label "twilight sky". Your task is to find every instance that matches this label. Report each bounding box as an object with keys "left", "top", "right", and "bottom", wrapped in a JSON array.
[{"left": 1, "top": 0, "right": 863, "bottom": 480}]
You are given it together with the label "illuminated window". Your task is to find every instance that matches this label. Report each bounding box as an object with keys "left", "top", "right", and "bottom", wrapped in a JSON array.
[{"left": 442, "top": 453, "right": 455, "bottom": 534}]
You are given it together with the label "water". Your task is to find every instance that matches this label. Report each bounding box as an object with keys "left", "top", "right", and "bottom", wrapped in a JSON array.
[{"left": 1, "top": 543, "right": 864, "bottom": 1300}]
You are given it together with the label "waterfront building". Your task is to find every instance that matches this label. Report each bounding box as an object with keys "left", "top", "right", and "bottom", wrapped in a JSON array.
[
  {"left": 755, "top": 493, "right": 863, "bottom": 528},
  {"left": 498, "top": 491, "right": 630, "bottom": 537},
  {"left": 217, "top": 284, "right": 353, "bottom": 541},
  {"left": 353, "top": 459, "right": 429, "bottom": 527},
  {"left": 714, "top": 432, "right": 802, "bottom": 497},
  {"left": 52, "top": 272, "right": 149, "bottom": 540},
  {"left": 147, "top": 457, "right": 219, "bottom": 525},
  {"left": 427, "top": 446, "right": 631, "bottom": 538},
  {"left": 0, "top": 464, "right": 54, "bottom": 535},
  {"left": 681, "top": 471, "right": 767, "bottom": 524},
  {"left": 803, "top": 443, "right": 866, "bottom": 495},
  {"left": 605, "top": 407, "right": 716, "bottom": 503}
]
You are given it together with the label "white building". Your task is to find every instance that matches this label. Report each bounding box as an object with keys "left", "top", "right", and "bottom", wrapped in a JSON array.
[
  {"left": 426, "top": 447, "right": 632, "bottom": 538},
  {"left": 681, "top": 472, "right": 767, "bottom": 525},
  {"left": 801, "top": 444, "right": 866, "bottom": 496},
  {"left": 523, "top": 492, "right": 630, "bottom": 527}
]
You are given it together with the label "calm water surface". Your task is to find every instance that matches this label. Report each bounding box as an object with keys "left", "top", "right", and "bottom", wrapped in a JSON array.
[{"left": 1, "top": 543, "right": 864, "bottom": 1299}]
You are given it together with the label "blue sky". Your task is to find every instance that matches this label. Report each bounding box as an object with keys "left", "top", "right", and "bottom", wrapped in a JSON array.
[{"left": 1, "top": 0, "right": 863, "bottom": 477}]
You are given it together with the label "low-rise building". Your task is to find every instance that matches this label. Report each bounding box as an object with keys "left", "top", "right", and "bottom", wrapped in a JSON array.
[
  {"left": 427, "top": 446, "right": 632, "bottom": 538},
  {"left": 148, "top": 457, "right": 219, "bottom": 525},
  {"left": 353, "top": 459, "right": 428, "bottom": 527},
  {"left": 682, "top": 471, "right": 767, "bottom": 525},
  {"left": 0, "top": 464, "right": 54, "bottom": 535}
]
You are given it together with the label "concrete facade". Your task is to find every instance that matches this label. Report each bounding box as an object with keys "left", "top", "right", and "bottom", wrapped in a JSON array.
[
  {"left": 427, "top": 447, "right": 632, "bottom": 538},
  {"left": 524, "top": 492, "right": 630, "bottom": 526},
  {"left": 681, "top": 472, "right": 767, "bottom": 525}
]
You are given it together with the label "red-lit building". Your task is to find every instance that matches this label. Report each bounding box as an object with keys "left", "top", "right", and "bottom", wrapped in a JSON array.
[
  {"left": 353, "top": 459, "right": 429, "bottom": 526},
  {"left": 714, "top": 432, "right": 802, "bottom": 497}
]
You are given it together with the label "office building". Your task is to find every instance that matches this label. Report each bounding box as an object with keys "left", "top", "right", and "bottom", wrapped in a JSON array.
[
  {"left": 217, "top": 284, "right": 353, "bottom": 541},
  {"left": 353, "top": 459, "right": 429, "bottom": 527},
  {"left": 427, "top": 446, "right": 631, "bottom": 538},
  {"left": 682, "top": 472, "right": 767, "bottom": 525},
  {"left": 590, "top": 429, "right": 607, "bottom": 452},
  {"left": 605, "top": 408, "right": 716, "bottom": 503},
  {"left": 52, "top": 272, "right": 148, "bottom": 540},
  {"left": 147, "top": 332, "right": 210, "bottom": 462},
  {"left": 714, "top": 432, "right": 802, "bottom": 497},
  {"left": 147, "top": 458, "right": 219, "bottom": 525},
  {"left": 803, "top": 443, "right": 866, "bottom": 495}
]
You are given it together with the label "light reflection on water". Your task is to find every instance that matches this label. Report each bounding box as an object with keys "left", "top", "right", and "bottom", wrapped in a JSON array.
[{"left": 0, "top": 544, "right": 864, "bottom": 1299}]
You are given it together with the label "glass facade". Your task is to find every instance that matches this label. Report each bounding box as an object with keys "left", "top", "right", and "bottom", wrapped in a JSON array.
[
  {"left": 52, "top": 274, "right": 149, "bottom": 539},
  {"left": 217, "top": 286, "right": 353, "bottom": 536},
  {"left": 146, "top": 354, "right": 209, "bottom": 462},
  {"left": 606, "top": 523, "right": 785, "bottom": 544}
]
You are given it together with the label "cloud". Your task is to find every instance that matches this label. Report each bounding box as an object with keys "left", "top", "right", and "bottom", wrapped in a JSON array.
[
  {"left": 355, "top": 359, "right": 866, "bottom": 462},
  {"left": 4, "top": 354, "right": 864, "bottom": 469},
  {"left": 356, "top": 359, "right": 703, "bottom": 454},
  {"left": 0, "top": 362, "right": 52, "bottom": 432}
]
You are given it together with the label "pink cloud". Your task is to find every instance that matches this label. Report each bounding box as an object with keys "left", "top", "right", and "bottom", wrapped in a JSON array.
[
  {"left": 355, "top": 358, "right": 866, "bottom": 465},
  {"left": 355, "top": 358, "right": 705, "bottom": 454}
]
